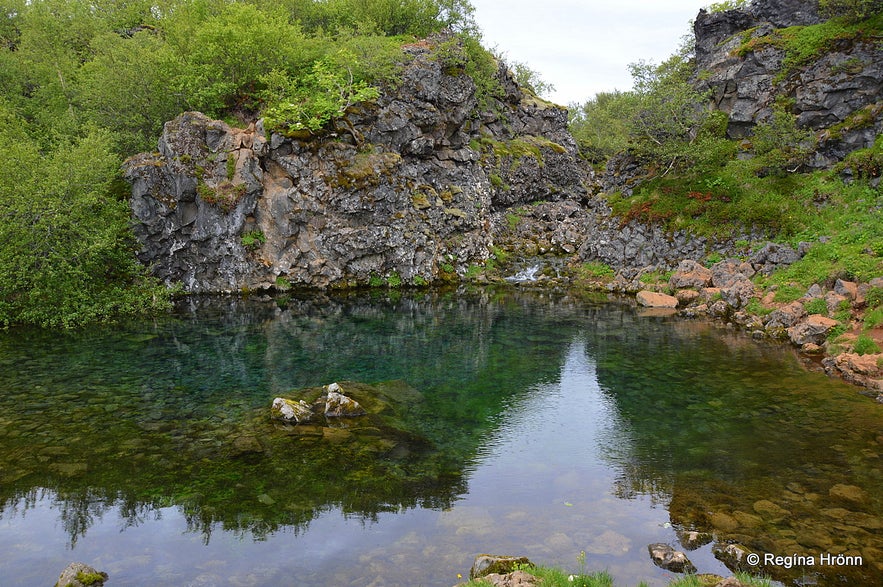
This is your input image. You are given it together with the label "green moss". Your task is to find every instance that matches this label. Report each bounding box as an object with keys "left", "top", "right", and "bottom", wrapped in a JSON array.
[
  {"left": 464, "top": 264, "right": 484, "bottom": 279},
  {"left": 836, "top": 131, "right": 883, "bottom": 179},
  {"left": 226, "top": 153, "right": 236, "bottom": 180},
  {"left": 491, "top": 246, "right": 510, "bottom": 263},
  {"left": 197, "top": 180, "right": 247, "bottom": 213},
  {"left": 489, "top": 173, "right": 507, "bottom": 189},
  {"left": 332, "top": 150, "right": 401, "bottom": 190},
  {"left": 73, "top": 571, "right": 106, "bottom": 586},
  {"left": 735, "top": 15, "right": 883, "bottom": 81},
  {"left": 411, "top": 192, "right": 432, "bottom": 210}
]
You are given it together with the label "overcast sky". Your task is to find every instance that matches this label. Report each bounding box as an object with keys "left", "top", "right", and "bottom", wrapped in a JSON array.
[{"left": 470, "top": 0, "right": 710, "bottom": 106}]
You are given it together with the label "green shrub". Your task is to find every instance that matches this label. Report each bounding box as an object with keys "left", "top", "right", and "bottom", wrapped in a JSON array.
[
  {"left": 0, "top": 118, "right": 170, "bottom": 328},
  {"left": 803, "top": 297, "right": 829, "bottom": 315},
  {"left": 827, "top": 322, "right": 849, "bottom": 340},
  {"left": 819, "top": 0, "right": 883, "bottom": 22},
  {"left": 262, "top": 50, "right": 381, "bottom": 136},
  {"left": 864, "top": 306, "right": 883, "bottom": 330},
  {"left": 866, "top": 286, "right": 883, "bottom": 309},
  {"left": 707, "top": 0, "right": 750, "bottom": 12},
  {"left": 854, "top": 333, "right": 882, "bottom": 355}
]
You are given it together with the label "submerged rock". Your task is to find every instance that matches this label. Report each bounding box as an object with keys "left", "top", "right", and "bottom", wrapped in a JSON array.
[
  {"left": 469, "top": 555, "right": 533, "bottom": 579},
  {"left": 648, "top": 543, "right": 697, "bottom": 574},
  {"left": 677, "top": 529, "right": 713, "bottom": 551},
  {"left": 324, "top": 383, "right": 367, "bottom": 417},
  {"left": 271, "top": 397, "right": 316, "bottom": 424},
  {"left": 272, "top": 382, "right": 368, "bottom": 424},
  {"left": 712, "top": 542, "right": 753, "bottom": 572},
  {"left": 467, "top": 570, "right": 539, "bottom": 587}
]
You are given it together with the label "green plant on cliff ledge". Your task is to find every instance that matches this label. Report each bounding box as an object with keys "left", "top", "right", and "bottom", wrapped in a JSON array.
[
  {"left": 736, "top": 14, "right": 883, "bottom": 80},
  {"left": 240, "top": 230, "right": 266, "bottom": 249},
  {"left": 706, "top": 0, "right": 750, "bottom": 12},
  {"left": 820, "top": 0, "right": 883, "bottom": 22},
  {"left": 262, "top": 50, "right": 381, "bottom": 137}
]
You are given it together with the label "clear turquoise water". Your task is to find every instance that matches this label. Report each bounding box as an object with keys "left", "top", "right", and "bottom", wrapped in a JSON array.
[{"left": 0, "top": 290, "right": 880, "bottom": 586}]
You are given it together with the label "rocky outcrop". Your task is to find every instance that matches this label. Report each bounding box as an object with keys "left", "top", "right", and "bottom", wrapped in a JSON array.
[
  {"left": 124, "top": 37, "right": 587, "bottom": 293},
  {"left": 693, "top": 0, "right": 882, "bottom": 162},
  {"left": 54, "top": 563, "right": 108, "bottom": 587},
  {"left": 272, "top": 382, "right": 368, "bottom": 424},
  {"left": 469, "top": 555, "right": 533, "bottom": 580}
]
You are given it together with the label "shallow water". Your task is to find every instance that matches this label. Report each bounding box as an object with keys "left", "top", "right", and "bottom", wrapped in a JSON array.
[{"left": 0, "top": 290, "right": 880, "bottom": 586}]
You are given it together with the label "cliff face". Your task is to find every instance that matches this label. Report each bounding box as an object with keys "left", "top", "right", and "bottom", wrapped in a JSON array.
[
  {"left": 124, "top": 40, "right": 587, "bottom": 292},
  {"left": 694, "top": 0, "right": 882, "bottom": 166}
]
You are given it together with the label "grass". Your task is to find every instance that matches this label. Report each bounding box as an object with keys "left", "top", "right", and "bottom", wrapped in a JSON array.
[
  {"left": 576, "top": 262, "right": 615, "bottom": 280},
  {"left": 459, "top": 567, "right": 616, "bottom": 587},
  {"left": 461, "top": 569, "right": 774, "bottom": 587},
  {"left": 745, "top": 298, "right": 774, "bottom": 316},
  {"left": 639, "top": 269, "right": 675, "bottom": 284},
  {"left": 803, "top": 297, "right": 828, "bottom": 315},
  {"left": 864, "top": 306, "right": 883, "bottom": 330}
]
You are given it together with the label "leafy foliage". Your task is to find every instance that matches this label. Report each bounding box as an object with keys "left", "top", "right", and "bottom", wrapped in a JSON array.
[
  {"left": 569, "top": 91, "right": 635, "bottom": 165},
  {"left": 262, "top": 50, "right": 381, "bottom": 136},
  {"left": 706, "top": 0, "right": 750, "bottom": 11},
  {"left": 819, "top": 0, "right": 883, "bottom": 22},
  {"left": 0, "top": 104, "right": 169, "bottom": 328},
  {"left": 0, "top": 0, "right": 494, "bottom": 327}
]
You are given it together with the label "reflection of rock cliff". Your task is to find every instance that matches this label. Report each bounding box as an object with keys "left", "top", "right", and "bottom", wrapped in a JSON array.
[
  {"left": 0, "top": 291, "right": 574, "bottom": 543},
  {"left": 124, "top": 38, "right": 587, "bottom": 293}
]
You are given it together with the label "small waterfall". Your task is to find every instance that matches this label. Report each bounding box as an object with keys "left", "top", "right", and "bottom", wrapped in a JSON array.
[{"left": 505, "top": 264, "right": 541, "bottom": 283}]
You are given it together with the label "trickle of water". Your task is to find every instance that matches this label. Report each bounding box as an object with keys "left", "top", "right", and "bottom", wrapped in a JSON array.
[{"left": 505, "top": 264, "right": 541, "bottom": 283}]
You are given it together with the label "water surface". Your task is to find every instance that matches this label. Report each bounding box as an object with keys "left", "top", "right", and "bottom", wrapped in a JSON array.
[{"left": 0, "top": 290, "right": 880, "bottom": 586}]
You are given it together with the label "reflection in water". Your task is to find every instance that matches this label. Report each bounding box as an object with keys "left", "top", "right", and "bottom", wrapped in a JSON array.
[{"left": 0, "top": 290, "right": 880, "bottom": 586}]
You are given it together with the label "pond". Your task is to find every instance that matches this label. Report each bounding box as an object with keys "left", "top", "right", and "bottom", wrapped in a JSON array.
[{"left": 0, "top": 290, "right": 880, "bottom": 587}]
